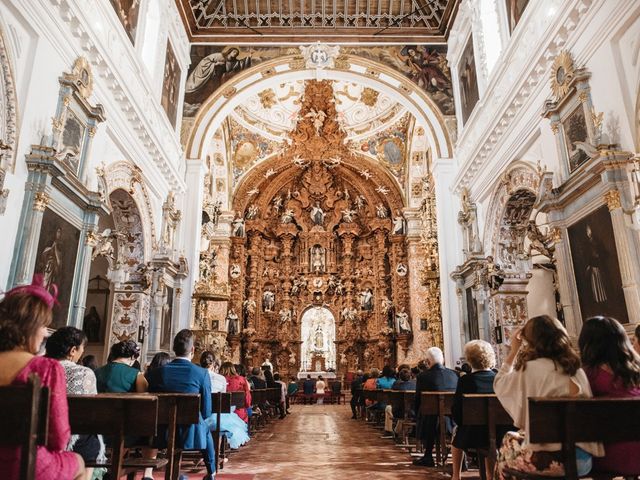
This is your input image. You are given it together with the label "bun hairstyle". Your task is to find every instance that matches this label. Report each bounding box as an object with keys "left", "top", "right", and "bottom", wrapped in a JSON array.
[
  {"left": 109, "top": 340, "right": 140, "bottom": 361},
  {"left": 45, "top": 327, "right": 87, "bottom": 360}
]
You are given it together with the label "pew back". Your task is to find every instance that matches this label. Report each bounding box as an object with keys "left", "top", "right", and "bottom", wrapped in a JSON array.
[{"left": 0, "top": 374, "right": 49, "bottom": 480}]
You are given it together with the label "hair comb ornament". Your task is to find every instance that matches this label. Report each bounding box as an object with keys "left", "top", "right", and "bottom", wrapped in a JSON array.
[{"left": 4, "top": 274, "right": 60, "bottom": 309}]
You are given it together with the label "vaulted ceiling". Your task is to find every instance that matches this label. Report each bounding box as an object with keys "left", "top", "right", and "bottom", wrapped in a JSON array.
[{"left": 175, "top": 0, "right": 459, "bottom": 42}]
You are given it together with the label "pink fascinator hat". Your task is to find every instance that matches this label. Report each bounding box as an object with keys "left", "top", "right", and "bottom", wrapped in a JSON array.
[{"left": 5, "top": 274, "right": 59, "bottom": 309}]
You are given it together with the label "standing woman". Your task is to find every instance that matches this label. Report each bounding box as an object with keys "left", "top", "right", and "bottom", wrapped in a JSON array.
[
  {"left": 0, "top": 276, "right": 86, "bottom": 479},
  {"left": 493, "top": 315, "right": 603, "bottom": 478},
  {"left": 578, "top": 316, "right": 640, "bottom": 475},
  {"left": 46, "top": 327, "right": 107, "bottom": 480}
]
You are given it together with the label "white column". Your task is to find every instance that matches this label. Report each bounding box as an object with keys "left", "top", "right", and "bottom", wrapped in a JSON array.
[
  {"left": 432, "top": 159, "right": 464, "bottom": 366},
  {"left": 178, "top": 158, "right": 205, "bottom": 330}
]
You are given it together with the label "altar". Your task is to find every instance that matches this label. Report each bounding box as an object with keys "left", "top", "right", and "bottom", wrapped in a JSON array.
[{"left": 297, "top": 371, "right": 337, "bottom": 380}]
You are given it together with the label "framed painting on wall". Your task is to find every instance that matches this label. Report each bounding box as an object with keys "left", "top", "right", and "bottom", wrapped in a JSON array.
[
  {"left": 562, "top": 103, "right": 590, "bottom": 172},
  {"left": 458, "top": 35, "right": 479, "bottom": 125},
  {"left": 465, "top": 287, "right": 480, "bottom": 340},
  {"left": 567, "top": 205, "right": 629, "bottom": 323},
  {"left": 34, "top": 209, "right": 81, "bottom": 328},
  {"left": 161, "top": 41, "right": 181, "bottom": 128}
]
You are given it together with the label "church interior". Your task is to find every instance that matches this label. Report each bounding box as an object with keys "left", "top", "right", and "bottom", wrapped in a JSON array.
[{"left": 1, "top": 0, "right": 640, "bottom": 479}]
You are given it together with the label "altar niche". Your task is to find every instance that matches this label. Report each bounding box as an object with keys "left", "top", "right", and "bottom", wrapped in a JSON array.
[{"left": 300, "top": 306, "right": 336, "bottom": 372}]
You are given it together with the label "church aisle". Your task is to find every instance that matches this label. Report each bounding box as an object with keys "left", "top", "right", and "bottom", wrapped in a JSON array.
[{"left": 222, "top": 404, "right": 455, "bottom": 479}]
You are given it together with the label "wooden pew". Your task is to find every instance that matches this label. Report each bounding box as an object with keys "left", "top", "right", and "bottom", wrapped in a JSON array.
[
  {"left": 0, "top": 374, "right": 49, "bottom": 480},
  {"left": 461, "top": 394, "right": 514, "bottom": 480},
  {"left": 504, "top": 397, "right": 640, "bottom": 480},
  {"left": 419, "top": 391, "right": 455, "bottom": 467},
  {"left": 67, "top": 394, "right": 165, "bottom": 479},
  {"left": 153, "top": 393, "right": 200, "bottom": 480}
]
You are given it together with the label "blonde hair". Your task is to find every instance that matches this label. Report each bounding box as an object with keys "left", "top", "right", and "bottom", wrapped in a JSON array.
[{"left": 464, "top": 340, "right": 496, "bottom": 370}]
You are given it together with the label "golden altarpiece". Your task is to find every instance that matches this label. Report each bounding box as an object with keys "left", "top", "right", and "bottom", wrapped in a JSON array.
[{"left": 206, "top": 80, "right": 415, "bottom": 376}]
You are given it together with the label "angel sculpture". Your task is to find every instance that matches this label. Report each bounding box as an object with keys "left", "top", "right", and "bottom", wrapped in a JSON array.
[
  {"left": 281, "top": 209, "right": 295, "bottom": 224},
  {"left": 279, "top": 308, "right": 292, "bottom": 324},
  {"left": 376, "top": 204, "right": 388, "bottom": 219},
  {"left": 341, "top": 209, "right": 357, "bottom": 223},
  {"left": 91, "top": 228, "right": 123, "bottom": 267},
  {"left": 305, "top": 108, "right": 327, "bottom": 135}
]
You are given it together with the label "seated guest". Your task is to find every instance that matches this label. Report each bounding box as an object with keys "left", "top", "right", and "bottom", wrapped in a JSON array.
[
  {"left": 46, "top": 327, "right": 106, "bottom": 480},
  {"left": 286, "top": 376, "right": 298, "bottom": 412},
  {"left": 220, "top": 361, "right": 252, "bottom": 423},
  {"left": 383, "top": 367, "right": 416, "bottom": 437},
  {"left": 303, "top": 374, "right": 315, "bottom": 395},
  {"left": 200, "top": 351, "right": 226, "bottom": 393},
  {"left": 81, "top": 354, "right": 98, "bottom": 371},
  {"left": 633, "top": 324, "right": 640, "bottom": 355},
  {"left": 413, "top": 347, "right": 458, "bottom": 467},
  {"left": 363, "top": 368, "right": 379, "bottom": 408},
  {"left": 350, "top": 370, "right": 364, "bottom": 419},
  {"left": 494, "top": 315, "right": 603, "bottom": 478},
  {"left": 579, "top": 316, "right": 640, "bottom": 475},
  {"left": 95, "top": 340, "right": 147, "bottom": 393},
  {"left": 146, "top": 329, "right": 216, "bottom": 479},
  {"left": 315, "top": 375, "right": 326, "bottom": 405},
  {"left": 450, "top": 340, "right": 502, "bottom": 480},
  {"left": 263, "top": 366, "right": 276, "bottom": 388},
  {"left": 0, "top": 276, "right": 86, "bottom": 480},
  {"left": 249, "top": 366, "right": 267, "bottom": 389},
  {"left": 145, "top": 352, "right": 170, "bottom": 381},
  {"left": 377, "top": 365, "right": 396, "bottom": 390},
  {"left": 273, "top": 373, "right": 287, "bottom": 417}
]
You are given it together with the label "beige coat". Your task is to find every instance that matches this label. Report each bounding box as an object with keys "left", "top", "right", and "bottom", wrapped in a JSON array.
[{"left": 494, "top": 357, "right": 604, "bottom": 456}]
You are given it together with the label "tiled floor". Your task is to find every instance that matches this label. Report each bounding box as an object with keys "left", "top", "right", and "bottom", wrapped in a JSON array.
[{"left": 216, "top": 404, "right": 467, "bottom": 480}]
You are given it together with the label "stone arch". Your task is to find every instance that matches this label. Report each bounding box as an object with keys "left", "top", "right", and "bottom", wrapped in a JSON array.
[
  {"left": 185, "top": 54, "right": 453, "bottom": 163},
  {"left": 0, "top": 26, "right": 18, "bottom": 173},
  {"left": 99, "top": 160, "right": 157, "bottom": 261},
  {"left": 483, "top": 161, "right": 544, "bottom": 266}
]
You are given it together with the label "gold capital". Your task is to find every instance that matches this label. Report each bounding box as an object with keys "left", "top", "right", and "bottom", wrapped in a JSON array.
[
  {"left": 33, "top": 192, "right": 50, "bottom": 212},
  {"left": 604, "top": 190, "right": 621, "bottom": 211}
]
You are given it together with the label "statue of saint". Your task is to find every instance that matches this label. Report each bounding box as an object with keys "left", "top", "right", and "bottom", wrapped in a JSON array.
[
  {"left": 311, "top": 245, "right": 325, "bottom": 273},
  {"left": 359, "top": 288, "right": 374, "bottom": 310},
  {"left": 226, "top": 309, "right": 239, "bottom": 335},
  {"left": 263, "top": 290, "right": 275, "bottom": 312},
  {"left": 396, "top": 309, "right": 411, "bottom": 333},
  {"left": 392, "top": 212, "right": 406, "bottom": 234},
  {"left": 314, "top": 326, "right": 324, "bottom": 349},
  {"left": 310, "top": 202, "right": 325, "bottom": 225}
]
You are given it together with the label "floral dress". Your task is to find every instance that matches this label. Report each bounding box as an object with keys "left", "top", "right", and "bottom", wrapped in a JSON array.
[{"left": 59, "top": 360, "right": 106, "bottom": 465}]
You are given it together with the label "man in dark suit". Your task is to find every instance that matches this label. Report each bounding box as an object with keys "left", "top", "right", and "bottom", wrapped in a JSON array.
[
  {"left": 303, "top": 374, "right": 315, "bottom": 395},
  {"left": 413, "top": 347, "right": 458, "bottom": 467},
  {"left": 147, "top": 329, "right": 216, "bottom": 480}
]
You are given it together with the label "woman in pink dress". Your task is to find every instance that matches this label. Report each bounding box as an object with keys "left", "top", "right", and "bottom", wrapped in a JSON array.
[
  {"left": 220, "top": 362, "right": 252, "bottom": 423},
  {"left": 579, "top": 315, "right": 640, "bottom": 476},
  {"left": 0, "top": 275, "right": 86, "bottom": 480}
]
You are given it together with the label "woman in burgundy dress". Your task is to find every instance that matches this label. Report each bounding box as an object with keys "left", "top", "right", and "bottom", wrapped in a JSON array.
[
  {"left": 579, "top": 315, "right": 640, "bottom": 476},
  {"left": 0, "top": 275, "right": 86, "bottom": 479}
]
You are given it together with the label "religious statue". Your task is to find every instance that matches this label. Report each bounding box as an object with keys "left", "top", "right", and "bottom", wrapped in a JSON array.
[
  {"left": 359, "top": 288, "right": 374, "bottom": 310},
  {"left": 281, "top": 209, "right": 295, "bottom": 224},
  {"left": 314, "top": 326, "right": 324, "bottom": 349},
  {"left": 226, "top": 309, "right": 239, "bottom": 336},
  {"left": 396, "top": 309, "right": 411, "bottom": 333},
  {"left": 341, "top": 306, "right": 358, "bottom": 322},
  {"left": 232, "top": 215, "right": 245, "bottom": 237},
  {"left": 339, "top": 352, "right": 347, "bottom": 365},
  {"left": 341, "top": 208, "right": 357, "bottom": 223},
  {"left": 243, "top": 299, "right": 256, "bottom": 324},
  {"left": 279, "top": 308, "right": 292, "bottom": 324},
  {"left": 311, "top": 245, "right": 325, "bottom": 273},
  {"left": 272, "top": 196, "right": 284, "bottom": 215},
  {"left": 381, "top": 296, "right": 394, "bottom": 315},
  {"left": 525, "top": 220, "right": 555, "bottom": 259},
  {"left": 289, "top": 351, "right": 297, "bottom": 366},
  {"left": 376, "top": 204, "right": 388, "bottom": 219},
  {"left": 246, "top": 204, "right": 259, "bottom": 220},
  {"left": 263, "top": 290, "right": 276, "bottom": 312},
  {"left": 210, "top": 200, "right": 222, "bottom": 227},
  {"left": 392, "top": 212, "right": 406, "bottom": 234},
  {"left": 334, "top": 278, "right": 345, "bottom": 296},
  {"left": 310, "top": 202, "right": 325, "bottom": 225},
  {"left": 91, "top": 228, "right": 124, "bottom": 268},
  {"left": 485, "top": 256, "right": 505, "bottom": 291},
  {"left": 290, "top": 276, "right": 307, "bottom": 296},
  {"left": 305, "top": 108, "right": 326, "bottom": 135},
  {"left": 354, "top": 194, "right": 367, "bottom": 210}
]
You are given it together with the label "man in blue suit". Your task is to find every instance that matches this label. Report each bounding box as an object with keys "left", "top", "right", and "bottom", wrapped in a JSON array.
[{"left": 147, "top": 329, "right": 216, "bottom": 480}]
